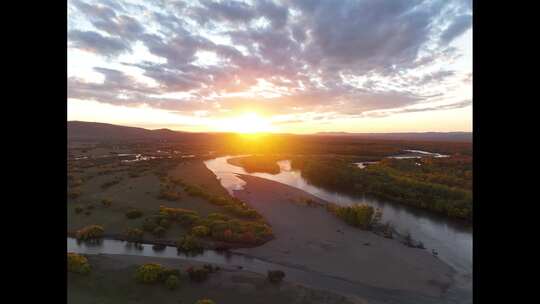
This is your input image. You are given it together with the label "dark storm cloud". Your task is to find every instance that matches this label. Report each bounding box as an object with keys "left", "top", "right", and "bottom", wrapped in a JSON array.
[{"left": 68, "top": 0, "right": 472, "bottom": 117}]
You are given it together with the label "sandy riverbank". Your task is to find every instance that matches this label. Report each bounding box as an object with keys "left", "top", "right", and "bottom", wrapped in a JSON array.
[{"left": 232, "top": 174, "right": 456, "bottom": 299}]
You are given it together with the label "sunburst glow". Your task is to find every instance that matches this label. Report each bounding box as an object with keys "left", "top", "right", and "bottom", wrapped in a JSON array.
[{"left": 216, "top": 112, "right": 276, "bottom": 134}]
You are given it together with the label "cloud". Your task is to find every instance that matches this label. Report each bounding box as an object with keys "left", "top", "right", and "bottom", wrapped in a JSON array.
[
  {"left": 363, "top": 99, "right": 472, "bottom": 117},
  {"left": 440, "top": 14, "right": 472, "bottom": 44},
  {"left": 68, "top": 30, "right": 130, "bottom": 56},
  {"left": 68, "top": 0, "right": 472, "bottom": 119}
]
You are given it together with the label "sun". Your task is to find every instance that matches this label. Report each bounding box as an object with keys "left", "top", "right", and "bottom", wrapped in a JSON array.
[{"left": 220, "top": 112, "right": 275, "bottom": 134}]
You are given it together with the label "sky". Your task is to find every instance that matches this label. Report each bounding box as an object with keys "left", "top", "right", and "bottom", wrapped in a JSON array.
[{"left": 67, "top": 0, "right": 472, "bottom": 134}]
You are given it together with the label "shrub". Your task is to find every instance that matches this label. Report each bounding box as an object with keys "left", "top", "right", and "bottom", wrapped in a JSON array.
[
  {"left": 75, "top": 225, "right": 104, "bottom": 240},
  {"left": 176, "top": 235, "right": 203, "bottom": 253},
  {"left": 334, "top": 204, "right": 376, "bottom": 230},
  {"left": 267, "top": 270, "right": 285, "bottom": 283},
  {"left": 240, "top": 231, "right": 256, "bottom": 244},
  {"left": 179, "top": 213, "right": 201, "bottom": 227},
  {"left": 158, "top": 189, "right": 181, "bottom": 201},
  {"left": 159, "top": 206, "right": 199, "bottom": 222},
  {"left": 74, "top": 205, "right": 84, "bottom": 214},
  {"left": 223, "top": 229, "right": 233, "bottom": 241},
  {"left": 152, "top": 226, "right": 166, "bottom": 237},
  {"left": 224, "top": 204, "right": 258, "bottom": 219},
  {"left": 203, "top": 264, "right": 219, "bottom": 273},
  {"left": 101, "top": 180, "right": 120, "bottom": 189},
  {"left": 125, "top": 228, "right": 144, "bottom": 242},
  {"left": 186, "top": 266, "right": 209, "bottom": 282},
  {"left": 162, "top": 268, "right": 181, "bottom": 278},
  {"left": 142, "top": 218, "right": 159, "bottom": 232},
  {"left": 135, "top": 263, "right": 166, "bottom": 284},
  {"left": 184, "top": 184, "right": 209, "bottom": 198},
  {"left": 209, "top": 196, "right": 229, "bottom": 206},
  {"left": 159, "top": 218, "right": 171, "bottom": 229},
  {"left": 195, "top": 300, "right": 215, "bottom": 304},
  {"left": 101, "top": 199, "right": 112, "bottom": 207},
  {"left": 67, "top": 252, "right": 91, "bottom": 275},
  {"left": 165, "top": 274, "right": 180, "bottom": 290},
  {"left": 68, "top": 188, "right": 81, "bottom": 199},
  {"left": 126, "top": 209, "right": 143, "bottom": 219},
  {"left": 207, "top": 213, "right": 231, "bottom": 222},
  {"left": 191, "top": 225, "right": 210, "bottom": 237}
]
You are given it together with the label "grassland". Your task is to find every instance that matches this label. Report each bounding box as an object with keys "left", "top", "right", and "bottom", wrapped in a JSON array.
[{"left": 68, "top": 254, "right": 363, "bottom": 304}]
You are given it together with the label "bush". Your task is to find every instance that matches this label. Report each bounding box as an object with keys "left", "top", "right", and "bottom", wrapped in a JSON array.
[
  {"left": 209, "top": 196, "right": 229, "bottom": 206},
  {"left": 186, "top": 266, "right": 209, "bottom": 282},
  {"left": 159, "top": 218, "right": 171, "bottom": 229},
  {"left": 207, "top": 213, "right": 231, "bottom": 222},
  {"left": 184, "top": 184, "right": 209, "bottom": 198},
  {"left": 191, "top": 225, "right": 210, "bottom": 237},
  {"left": 142, "top": 218, "right": 159, "bottom": 232},
  {"left": 203, "top": 264, "right": 220, "bottom": 273},
  {"left": 159, "top": 206, "right": 199, "bottom": 222},
  {"left": 152, "top": 226, "right": 166, "bottom": 237},
  {"left": 68, "top": 188, "right": 81, "bottom": 199},
  {"left": 125, "top": 228, "right": 144, "bottom": 242},
  {"left": 158, "top": 188, "right": 181, "bottom": 201},
  {"left": 126, "top": 209, "right": 143, "bottom": 219},
  {"left": 101, "top": 180, "right": 120, "bottom": 189},
  {"left": 74, "top": 205, "right": 84, "bottom": 214},
  {"left": 67, "top": 252, "right": 91, "bottom": 275},
  {"left": 135, "top": 263, "right": 166, "bottom": 284},
  {"left": 75, "top": 225, "right": 104, "bottom": 240},
  {"left": 334, "top": 204, "right": 376, "bottom": 230},
  {"left": 101, "top": 199, "right": 112, "bottom": 207},
  {"left": 195, "top": 300, "right": 215, "bottom": 304},
  {"left": 267, "top": 270, "right": 285, "bottom": 283},
  {"left": 176, "top": 235, "right": 203, "bottom": 253},
  {"left": 165, "top": 274, "right": 180, "bottom": 290},
  {"left": 179, "top": 213, "right": 201, "bottom": 227}
]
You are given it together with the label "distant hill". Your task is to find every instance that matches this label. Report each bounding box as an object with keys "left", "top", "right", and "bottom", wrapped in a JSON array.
[
  {"left": 68, "top": 121, "right": 472, "bottom": 143},
  {"left": 67, "top": 121, "right": 194, "bottom": 142},
  {"left": 315, "top": 132, "right": 472, "bottom": 142}
]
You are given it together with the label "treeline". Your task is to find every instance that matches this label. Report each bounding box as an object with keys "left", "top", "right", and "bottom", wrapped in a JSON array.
[
  {"left": 291, "top": 156, "right": 472, "bottom": 221},
  {"left": 212, "top": 135, "right": 472, "bottom": 157},
  {"left": 227, "top": 155, "right": 283, "bottom": 174}
]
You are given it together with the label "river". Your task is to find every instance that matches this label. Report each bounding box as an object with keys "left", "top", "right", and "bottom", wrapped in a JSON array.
[
  {"left": 203, "top": 155, "right": 472, "bottom": 287},
  {"left": 67, "top": 237, "right": 469, "bottom": 304}
]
